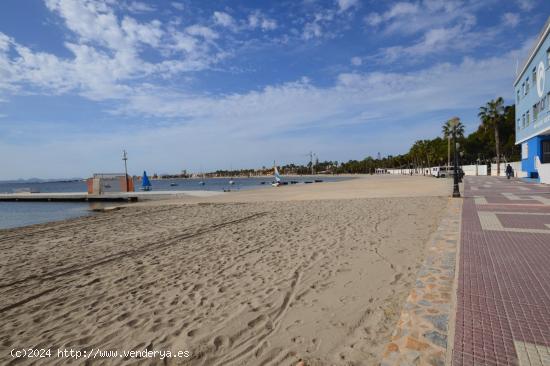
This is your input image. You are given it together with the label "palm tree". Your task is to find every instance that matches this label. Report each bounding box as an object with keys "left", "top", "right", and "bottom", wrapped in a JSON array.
[
  {"left": 442, "top": 117, "right": 465, "bottom": 167},
  {"left": 478, "top": 97, "right": 504, "bottom": 175}
]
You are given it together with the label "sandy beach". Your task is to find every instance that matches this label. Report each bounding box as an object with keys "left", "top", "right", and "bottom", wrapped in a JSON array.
[{"left": 0, "top": 175, "right": 450, "bottom": 365}]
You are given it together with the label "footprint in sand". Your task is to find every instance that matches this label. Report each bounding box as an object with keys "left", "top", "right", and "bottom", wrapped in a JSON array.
[
  {"left": 254, "top": 340, "right": 269, "bottom": 357},
  {"left": 390, "top": 273, "right": 403, "bottom": 285},
  {"left": 212, "top": 335, "right": 230, "bottom": 351},
  {"left": 247, "top": 314, "right": 267, "bottom": 328},
  {"left": 285, "top": 319, "right": 303, "bottom": 331},
  {"left": 187, "top": 329, "right": 199, "bottom": 337}
]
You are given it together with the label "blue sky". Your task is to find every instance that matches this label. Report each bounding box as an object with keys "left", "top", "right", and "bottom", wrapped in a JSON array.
[{"left": 0, "top": 0, "right": 549, "bottom": 179}]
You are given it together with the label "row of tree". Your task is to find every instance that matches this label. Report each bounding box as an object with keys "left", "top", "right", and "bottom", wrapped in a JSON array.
[
  {"left": 334, "top": 97, "right": 520, "bottom": 175},
  {"left": 193, "top": 97, "right": 519, "bottom": 177}
]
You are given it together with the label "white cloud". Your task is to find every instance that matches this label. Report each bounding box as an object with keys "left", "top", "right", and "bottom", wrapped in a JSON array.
[
  {"left": 365, "top": 2, "right": 418, "bottom": 27},
  {"left": 364, "top": 1, "right": 475, "bottom": 36},
  {"left": 45, "top": 0, "right": 129, "bottom": 50},
  {"left": 516, "top": 0, "right": 534, "bottom": 11},
  {"left": 169, "top": 32, "right": 198, "bottom": 53},
  {"left": 1, "top": 47, "right": 523, "bottom": 179},
  {"left": 0, "top": 33, "right": 10, "bottom": 51},
  {"left": 248, "top": 11, "right": 277, "bottom": 31},
  {"left": 171, "top": 2, "right": 184, "bottom": 11},
  {"left": 303, "top": 22, "right": 323, "bottom": 40},
  {"left": 213, "top": 11, "right": 235, "bottom": 29},
  {"left": 363, "top": 1, "right": 508, "bottom": 64},
  {"left": 502, "top": 12, "right": 520, "bottom": 27},
  {"left": 364, "top": 13, "right": 382, "bottom": 27},
  {"left": 213, "top": 9, "right": 277, "bottom": 32},
  {"left": 261, "top": 18, "right": 277, "bottom": 31},
  {"left": 0, "top": 0, "right": 226, "bottom": 100},
  {"left": 0, "top": 0, "right": 533, "bottom": 179},
  {"left": 337, "top": 0, "right": 359, "bottom": 13},
  {"left": 114, "top": 48, "right": 522, "bottom": 129},
  {"left": 120, "top": 17, "right": 163, "bottom": 48},
  {"left": 372, "top": 22, "right": 497, "bottom": 63},
  {"left": 351, "top": 56, "right": 362, "bottom": 66},
  {"left": 125, "top": 1, "right": 155, "bottom": 13},
  {"left": 391, "top": 26, "right": 464, "bottom": 58},
  {"left": 301, "top": 10, "right": 336, "bottom": 40},
  {"left": 185, "top": 25, "right": 218, "bottom": 41}
]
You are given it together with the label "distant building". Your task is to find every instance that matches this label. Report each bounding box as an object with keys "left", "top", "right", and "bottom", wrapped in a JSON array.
[
  {"left": 514, "top": 16, "right": 550, "bottom": 183},
  {"left": 87, "top": 173, "right": 134, "bottom": 194}
]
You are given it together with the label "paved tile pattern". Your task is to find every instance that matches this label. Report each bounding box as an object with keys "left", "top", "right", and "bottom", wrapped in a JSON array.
[
  {"left": 477, "top": 211, "right": 550, "bottom": 233},
  {"left": 453, "top": 177, "right": 550, "bottom": 366},
  {"left": 514, "top": 341, "right": 550, "bottom": 366},
  {"left": 381, "top": 198, "right": 461, "bottom": 366}
]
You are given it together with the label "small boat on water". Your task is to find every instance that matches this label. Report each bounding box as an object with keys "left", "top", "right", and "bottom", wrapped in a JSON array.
[
  {"left": 228, "top": 180, "right": 235, "bottom": 185},
  {"left": 314, "top": 179, "right": 323, "bottom": 183},
  {"left": 141, "top": 171, "right": 152, "bottom": 191},
  {"left": 199, "top": 172, "right": 206, "bottom": 186},
  {"left": 170, "top": 182, "right": 178, "bottom": 186},
  {"left": 272, "top": 162, "right": 283, "bottom": 187}
]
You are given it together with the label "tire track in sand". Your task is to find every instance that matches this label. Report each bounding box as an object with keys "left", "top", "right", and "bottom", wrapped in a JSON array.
[
  {"left": 0, "top": 213, "right": 268, "bottom": 313},
  {"left": 213, "top": 269, "right": 301, "bottom": 366}
]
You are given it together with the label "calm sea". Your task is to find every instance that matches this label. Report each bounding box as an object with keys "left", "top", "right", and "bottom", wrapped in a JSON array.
[{"left": 0, "top": 176, "right": 349, "bottom": 230}]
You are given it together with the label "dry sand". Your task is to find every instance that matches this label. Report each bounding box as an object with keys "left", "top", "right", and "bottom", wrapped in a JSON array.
[{"left": 0, "top": 175, "right": 450, "bottom": 365}]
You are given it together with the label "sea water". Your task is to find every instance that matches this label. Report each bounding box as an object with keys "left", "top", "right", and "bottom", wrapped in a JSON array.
[{"left": 0, "top": 176, "right": 350, "bottom": 230}]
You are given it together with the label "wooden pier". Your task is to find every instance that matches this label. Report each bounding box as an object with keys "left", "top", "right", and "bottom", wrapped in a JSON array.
[{"left": 0, "top": 190, "right": 223, "bottom": 202}]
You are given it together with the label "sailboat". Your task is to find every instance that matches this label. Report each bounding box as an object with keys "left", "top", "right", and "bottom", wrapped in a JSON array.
[
  {"left": 198, "top": 167, "right": 206, "bottom": 186},
  {"left": 141, "top": 171, "right": 152, "bottom": 191},
  {"left": 272, "top": 163, "right": 283, "bottom": 187}
]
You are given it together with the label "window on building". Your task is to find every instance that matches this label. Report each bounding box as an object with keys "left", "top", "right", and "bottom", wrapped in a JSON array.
[
  {"left": 522, "top": 83, "right": 525, "bottom": 95},
  {"left": 526, "top": 110, "right": 530, "bottom": 125},
  {"left": 547, "top": 47, "right": 550, "bottom": 67},
  {"left": 542, "top": 96, "right": 546, "bottom": 110},
  {"left": 534, "top": 104, "right": 539, "bottom": 120},
  {"left": 542, "top": 140, "right": 550, "bottom": 164},
  {"left": 522, "top": 114, "right": 526, "bottom": 128},
  {"left": 526, "top": 78, "right": 530, "bottom": 94},
  {"left": 517, "top": 90, "right": 520, "bottom": 102},
  {"left": 533, "top": 68, "right": 537, "bottom": 85}
]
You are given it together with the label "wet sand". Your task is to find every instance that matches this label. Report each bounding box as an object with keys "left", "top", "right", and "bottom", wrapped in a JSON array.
[{"left": 0, "top": 175, "right": 450, "bottom": 365}]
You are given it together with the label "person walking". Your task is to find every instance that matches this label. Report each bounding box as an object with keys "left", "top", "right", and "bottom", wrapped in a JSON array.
[{"left": 505, "top": 164, "right": 513, "bottom": 179}]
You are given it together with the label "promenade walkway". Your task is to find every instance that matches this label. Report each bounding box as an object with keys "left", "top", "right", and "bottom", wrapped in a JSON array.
[{"left": 453, "top": 176, "right": 550, "bottom": 366}]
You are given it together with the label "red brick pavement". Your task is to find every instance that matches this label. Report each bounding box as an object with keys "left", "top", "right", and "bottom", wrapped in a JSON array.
[{"left": 453, "top": 177, "right": 550, "bottom": 366}]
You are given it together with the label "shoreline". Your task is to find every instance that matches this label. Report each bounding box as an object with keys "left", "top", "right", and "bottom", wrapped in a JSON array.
[{"left": 0, "top": 176, "right": 355, "bottom": 230}]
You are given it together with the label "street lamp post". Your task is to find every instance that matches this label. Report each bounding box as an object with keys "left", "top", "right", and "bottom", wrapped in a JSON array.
[
  {"left": 496, "top": 104, "right": 504, "bottom": 177},
  {"left": 451, "top": 124, "right": 461, "bottom": 198},
  {"left": 122, "top": 150, "right": 129, "bottom": 192}
]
